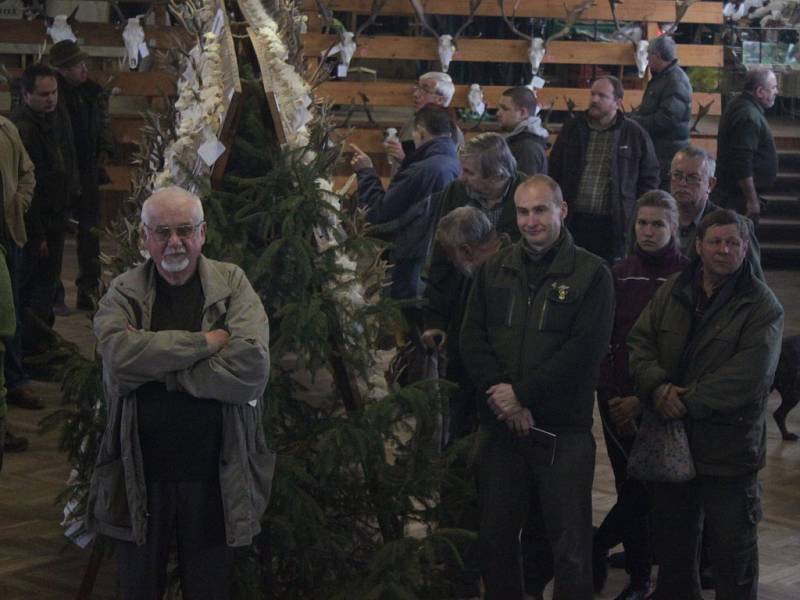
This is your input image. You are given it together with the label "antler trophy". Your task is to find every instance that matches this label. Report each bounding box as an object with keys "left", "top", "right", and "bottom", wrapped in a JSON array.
[
  {"left": 499, "top": 0, "right": 595, "bottom": 80},
  {"left": 410, "top": 0, "right": 483, "bottom": 73}
]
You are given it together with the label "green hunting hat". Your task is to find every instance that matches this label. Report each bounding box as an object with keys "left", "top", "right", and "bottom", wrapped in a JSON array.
[{"left": 49, "top": 40, "right": 89, "bottom": 68}]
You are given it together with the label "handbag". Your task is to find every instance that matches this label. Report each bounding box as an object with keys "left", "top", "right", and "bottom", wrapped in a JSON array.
[{"left": 627, "top": 405, "right": 696, "bottom": 483}]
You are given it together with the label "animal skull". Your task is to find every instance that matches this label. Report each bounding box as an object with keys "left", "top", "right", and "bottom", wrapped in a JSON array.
[
  {"left": 529, "top": 37, "right": 546, "bottom": 75},
  {"left": 438, "top": 34, "right": 456, "bottom": 72},
  {"left": 337, "top": 31, "right": 356, "bottom": 71},
  {"left": 468, "top": 83, "right": 486, "bottom": 115},
  {"left": 122, "top": 18, "right": 146, "bottom": 70},
  {"left": 46, "top": 15, "right": 77, "bottom": 43},
  {"left": 634, "top": 40, "right": 650, "bottom": 78}
]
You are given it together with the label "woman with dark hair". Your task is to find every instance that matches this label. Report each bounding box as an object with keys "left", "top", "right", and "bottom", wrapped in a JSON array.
[{"left": 593, "top": 190, "right": 689, "bottom": 600}]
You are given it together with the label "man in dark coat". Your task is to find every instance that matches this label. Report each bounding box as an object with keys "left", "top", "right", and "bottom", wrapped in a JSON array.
[
  {"left": 460, "top": 175, "right": 614, "bottom": 599},
  {"left": 711, "top": 68, "right": 778, "bottom": 223},
  {"left": 628, "top": 209, "right": 783, "bottom": 600},
  {"left": 549, "top": 76, "right": 660, "bottom": 263},
  {"left": 350, "top": 105, "right": 460, "bottom": 301},
  {"left": 50, "top": 40, "right": 115, "bottom": 310},
  {"left": 11, "top": 63, "right": 78, "bottom": 353},
  {"left": 630, "top": 35, "right": 692, "bottom": 190},
  {"left": 497, "top": 86, "right": 548, "bottom": 176}
]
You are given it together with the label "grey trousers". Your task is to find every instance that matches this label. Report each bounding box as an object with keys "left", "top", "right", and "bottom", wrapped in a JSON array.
[
  {"left": 650, "top": 473, "right": 762, "bottom": 600},
  {"left": 476, "top": 426, "right": 595, "bottom": 600}
]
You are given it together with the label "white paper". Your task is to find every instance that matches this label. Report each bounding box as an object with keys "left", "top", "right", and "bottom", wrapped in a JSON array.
[
  {"left": 138, "top": 41, "right": 150, "bottom": 59},
  {"left": 337, "top": 64, "right": 348, "bottom": 78},
  {"left": 531, "top": 76, "right": 546, "bottom": 89},
  {"left": 198, "top": 138, "right": 226, "bottom": 166}
]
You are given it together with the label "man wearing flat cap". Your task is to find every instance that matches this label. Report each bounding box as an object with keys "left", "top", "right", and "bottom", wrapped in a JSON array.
[{"left": 50, "top": 40, "right": 115, "bottom": 311}]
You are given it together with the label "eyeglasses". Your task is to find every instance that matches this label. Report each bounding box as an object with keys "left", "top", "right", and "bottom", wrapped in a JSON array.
[
  {"left": 670, "top": 171, "right": 703, "bottom": 185},
  {"left": 144, "top": 221, "right": 205, "bottom": 243}
]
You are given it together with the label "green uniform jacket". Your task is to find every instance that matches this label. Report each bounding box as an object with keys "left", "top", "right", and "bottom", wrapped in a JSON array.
[
  {"left": 628, "top": 259, "right": 784, "bottom": 477},
  {"left": 459, "top": 231, "right": 614, "bottom": 433},
  {"left": 88, "top": 256, "right": 275, "bottom": 546}
]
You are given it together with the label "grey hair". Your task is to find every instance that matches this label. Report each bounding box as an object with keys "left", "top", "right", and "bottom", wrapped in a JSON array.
[
  {"left": 459, "top": 133, "right": 517, "bottom": 180},
  {"left": 419, "top": 71, "right": 455, "bottom": 107},
  {"left": 436, "top": 206, "right": 495, "bottom": 249},
  {"left": 141, "top": 186, "right": 204, "bottom": 226},
  {"left": 672, "top": 144, "right": 716, "bottom": 178},
  {"left": 744, "top": 68, "right": 775, "bottom": 94},
  {"left": 649, "top": 35, "right": 676, "bottom": 61}
]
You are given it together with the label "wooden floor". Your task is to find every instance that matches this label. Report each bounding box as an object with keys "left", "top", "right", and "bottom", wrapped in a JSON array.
[{"left": 1, "top": 239, "right": 799, "bottom": 600}]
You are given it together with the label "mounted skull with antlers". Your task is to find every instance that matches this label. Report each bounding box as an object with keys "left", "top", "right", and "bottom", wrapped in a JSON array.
[
  {"left": 499, "top": 0, "right": 596, "bottom": 81},
  {"left": 45, "top": 6, "right": 79, "bottom": 44},
  {"left": 111, "top": 2, "right": 155, "bottom": 71},
  {"left": 328, "top": 0, "right": 390, "bottom": 75},
  {"left": 410, "top": 0, "right": 483, "bottom": 73}
]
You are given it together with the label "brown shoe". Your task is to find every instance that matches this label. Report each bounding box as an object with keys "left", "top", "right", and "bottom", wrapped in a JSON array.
[{"left": 6, "top": 386, "right": 44, "bottom": 410}]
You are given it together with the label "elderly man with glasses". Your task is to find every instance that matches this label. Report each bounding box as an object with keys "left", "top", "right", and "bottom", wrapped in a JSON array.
[
  {"left": 89, "top": 186, "right": 274, "bottom": 600},
  {"left": 670, "top": 145, "right": 763, "bottom": 279}
]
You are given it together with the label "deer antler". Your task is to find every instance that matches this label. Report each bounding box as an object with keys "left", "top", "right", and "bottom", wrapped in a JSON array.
[
  {"left": 453, "top": 0, "right": 484, "bottom": 40},
  {"left": 499, "top": 0, "right": 533, "bottom": 41},
  {"left": 690, "top": 99, "right": 714, "bottom": 133},
  {"left": 354, "top": 0, "right": 390, "bottom": 42},
  {"left": 314, "top": 0, "right": 335, "bottom": 34},
  {"left": 661, "top": 0, "right": 698, "bottom": 37},
  {"left": 545, "top": 0, "right": 596, "bottom": 49},
  {"left": 410, "top": 0, "right": 444, "bottom": 39},
  {"left": 66, "top": 5, "right": 79, "bottom": 24}
]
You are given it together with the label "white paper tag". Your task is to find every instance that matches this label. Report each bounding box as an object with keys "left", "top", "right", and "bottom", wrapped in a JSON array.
[
  {"left": 531, "top": 76, "right": 546, "bottom": 89},
  {"left": 138, "top": 42, "right": 150, "bottom": 59},
  {"left": 198, "top": 138, "right": 226, "bottom": 166},
  {"left": 337, "top": 64, "right": 348, "bottom": 78}
]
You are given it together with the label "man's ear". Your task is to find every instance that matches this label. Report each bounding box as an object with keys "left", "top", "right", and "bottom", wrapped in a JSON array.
[{"left": 707, "top": 175, "right": 717, "bottom": 195}]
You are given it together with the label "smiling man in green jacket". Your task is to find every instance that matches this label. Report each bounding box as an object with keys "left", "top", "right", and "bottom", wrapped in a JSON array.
[{"left": 460, "top": 174, "right": 614, "bottom": 599}]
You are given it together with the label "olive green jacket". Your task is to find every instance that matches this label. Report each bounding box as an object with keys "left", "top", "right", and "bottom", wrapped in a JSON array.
[
  {"left": 460, "top": 231, "right": 614, "bottom": 433},
  {"left": 628, "top": 259, "right": 783, "bottom": 476},
  {"left": 88, "top": 256, "right": 274, "bottom": 546}
]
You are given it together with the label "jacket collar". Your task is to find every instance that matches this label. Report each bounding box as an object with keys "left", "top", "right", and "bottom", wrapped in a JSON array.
[
  {"left": 501, "top": 229, "right": 577, "bottom": 277},
  {"left": 740, "top": 91, "right": 765, "bottom": 115},
  {"left": 672, "top": 256, "right": 757, "bottom": 308},
  {"left": 580, "top": 109, "right": 625, "bottom": 132},
  {"left": 401, "top": 135, "right": 456, "bottom": 168},
  {"left": 123, "top": 255, "right": 233, "bottom": 311}
]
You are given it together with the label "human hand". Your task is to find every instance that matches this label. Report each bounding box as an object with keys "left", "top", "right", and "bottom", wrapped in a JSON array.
[
  {"left": 385, "top": 138, "right": 405, "bottom": 163},
  {"left": 487, "top": 383, "right": 522, "bottom": 420},
  {"left": 608, "top": 395, "right": 641, "bottom": 430},
  {"left": 421, "top": 328, "right": 446, "bottom": 351},
  {"left": 205, "top": 329, "right": 231, "bottom": 353},
  {"left": 505, "top": 408, "right": 535, "bottom": 436},
  {"left": 349, "top": 143, "right": 373, "bottom": 172},
  {"left": 654, "top": 383, "right": 688, "bottom": 419}
]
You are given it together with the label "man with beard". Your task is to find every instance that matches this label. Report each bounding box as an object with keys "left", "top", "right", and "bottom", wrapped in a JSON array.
[
  {"left": 670, "top": 145, "right": 762, "bottom": 279},
  {"left": 549, "top": 76, "right": 660, "bottom": 263},
  {"left": 712, "top": 69, "right": 779, "bottom": 223},
  {"left": 89, "top": 187, "right": 273, "bottom": 599}
]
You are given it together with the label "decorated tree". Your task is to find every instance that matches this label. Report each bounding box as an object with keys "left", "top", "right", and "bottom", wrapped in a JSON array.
[{"left": 43, "top": 1, "right": 476, "bottom": 597}]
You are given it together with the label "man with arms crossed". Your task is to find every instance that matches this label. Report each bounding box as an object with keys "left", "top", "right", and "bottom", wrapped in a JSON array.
[{"left": 89, "top": 187, "right": 274, "bottom": 599}]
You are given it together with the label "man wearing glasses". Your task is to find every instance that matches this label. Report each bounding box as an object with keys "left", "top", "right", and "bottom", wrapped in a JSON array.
[
  {"left": 670, "top": 145, "right": 762, "bottom": 279},
  {"left": 89, "top": 187, "right": 274, "bottom": 599}
]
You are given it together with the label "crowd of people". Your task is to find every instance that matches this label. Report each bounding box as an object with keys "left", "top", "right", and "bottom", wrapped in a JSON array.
[
  {"left": 0, "top": 40, "right": 112, "bottom": 460},
  {"left": 0, "top": 32, "right": 789, "bottom": 600},
  {"left": 350, "top": 46, "right": 785, "bottom": 600}
]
